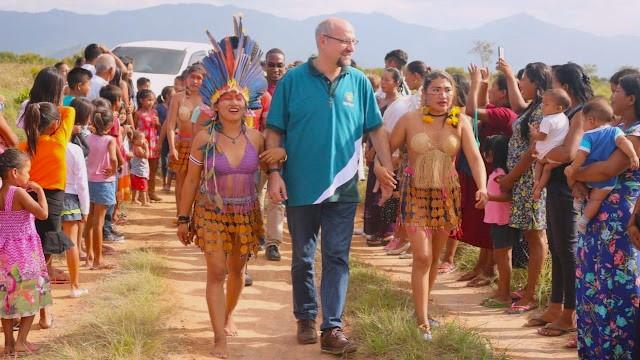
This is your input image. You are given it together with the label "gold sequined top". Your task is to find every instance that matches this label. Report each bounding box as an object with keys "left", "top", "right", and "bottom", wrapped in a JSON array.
[{"left": 409, "top": 131, "right": 460, "bottom": 189}]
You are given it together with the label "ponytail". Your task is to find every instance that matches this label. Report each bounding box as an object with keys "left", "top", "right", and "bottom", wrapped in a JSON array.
[
  {"left": 92, "top": 106, "right": 114, "bottom": 135},
  {"left": 24, "top": 102, "right": 60, "bottom": 156}
]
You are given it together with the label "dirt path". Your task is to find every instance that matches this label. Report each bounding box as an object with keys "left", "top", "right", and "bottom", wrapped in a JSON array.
[
  {"left": 350, "top": 235, "right": 579, "bottom": 360},
  {"left": 30, "top": 192, "right": 576, "bottom": 359}
]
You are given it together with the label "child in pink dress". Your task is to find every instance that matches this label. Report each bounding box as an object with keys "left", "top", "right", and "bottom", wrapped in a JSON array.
[
  {"left": 135, "top": 89, "right": 161, "bottom": 202},
  {"left": 0, "top": 149, "right": 51, "bottom": 356}
]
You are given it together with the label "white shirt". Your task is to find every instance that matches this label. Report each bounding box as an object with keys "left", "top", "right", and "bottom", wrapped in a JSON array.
[
  {"left": 81, "top": 63, "right": 96, "bottom": 76},
  {"left": 65, "top": 142, "right": 90, "bottom": 215},
  {"left": 382, "top": 94, "right": 420, "bottom": 133},
  {"left": 88, "top": 75, "right": 109, "bottom": 100},
  {"left": 535, "top": 112, "right": 570, "bottom": 158}
]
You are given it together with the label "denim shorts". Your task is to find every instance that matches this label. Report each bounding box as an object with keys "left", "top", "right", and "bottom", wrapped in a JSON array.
[
  {"left": 490, "top": 224, "right": 521, "bottom": 249},
  {"left": 88, "top": 181, "right": 116, "bottom": 205}
]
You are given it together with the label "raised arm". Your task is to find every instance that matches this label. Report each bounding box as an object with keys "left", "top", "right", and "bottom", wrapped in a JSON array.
[
  {"left": 496, "top": 58, "right": 528, "bottom": 113},
  {"left": 465, "top": 64, "right": 489, "bottom": 117}
]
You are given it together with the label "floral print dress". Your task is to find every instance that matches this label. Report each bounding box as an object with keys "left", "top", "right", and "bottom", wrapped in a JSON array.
[
  {"left": 507, "top": 105, "right": 546, "bottom": 230},
  {"left": 576, "top": 122, "right": 640, "bottom": 359},
  {"left": 0, "top": 186, "right": 52, "bottom": 318}
]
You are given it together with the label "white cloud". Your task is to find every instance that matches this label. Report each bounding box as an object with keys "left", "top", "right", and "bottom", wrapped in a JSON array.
[{"left": 3, "top": 0, "right": 639, "bottom": 36}]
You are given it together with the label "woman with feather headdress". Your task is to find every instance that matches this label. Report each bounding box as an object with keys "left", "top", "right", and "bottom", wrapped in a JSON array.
[{"left": 175, "top": 16, "right": 283, "bottom": 358}]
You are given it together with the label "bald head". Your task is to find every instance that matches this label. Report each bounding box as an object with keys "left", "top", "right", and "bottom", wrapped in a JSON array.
[
  {"left": 95, "top": 54, "right": 116, "bottom": 76},
  {"left": 315, "top": 17, "right": 354, "bottom": 44}
]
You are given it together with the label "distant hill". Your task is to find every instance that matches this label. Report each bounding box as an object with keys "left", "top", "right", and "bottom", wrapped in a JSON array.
[{"left": 0, "top": 4, "right": 638, "bottom": 76}]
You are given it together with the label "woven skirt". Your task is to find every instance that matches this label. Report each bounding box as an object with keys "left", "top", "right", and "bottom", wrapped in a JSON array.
[
  {"left": 169, "top": 138, "right": 192, "bottom": 174},
  {"left": 400, "top": 181, "right": 461, "bottom": 231},
  {"left": 192, "top": 197, "right": 264, "bottom": 257}
]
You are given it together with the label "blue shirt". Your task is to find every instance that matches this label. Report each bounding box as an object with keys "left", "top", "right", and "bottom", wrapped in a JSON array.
[
  {"left": 63, "top": 95, "right": 75, "bottom": 106},
  {"left": 579, "top": 125, "right": 624, "bottom": 189},
  {"left": 267, "top": 58, "right": 382, "bottom": 206}
]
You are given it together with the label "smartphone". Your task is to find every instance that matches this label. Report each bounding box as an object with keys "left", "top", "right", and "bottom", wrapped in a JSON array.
[{"left": 498, "top": 46, "right": 505, "bottom": 60}]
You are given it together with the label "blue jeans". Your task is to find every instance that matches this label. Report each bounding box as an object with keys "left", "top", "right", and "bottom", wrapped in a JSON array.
[
  {"left": 287, "top": 202, "right": 357, "bottom": 330},
  {"left": 103, "top": 204, "right": 114, "bottom": 237}
]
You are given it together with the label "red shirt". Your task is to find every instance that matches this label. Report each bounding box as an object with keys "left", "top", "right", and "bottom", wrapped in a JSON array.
[{"left": 481, "top": 104, "right": 517, "bottom": 139}]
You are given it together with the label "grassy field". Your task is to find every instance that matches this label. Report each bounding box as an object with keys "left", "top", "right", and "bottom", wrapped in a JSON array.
[
  {"left": 346, "top": 261, "right": 508, "bottom": 360},
  {"left": 31, "top": 249, "right": 172, "bottom": 360}
]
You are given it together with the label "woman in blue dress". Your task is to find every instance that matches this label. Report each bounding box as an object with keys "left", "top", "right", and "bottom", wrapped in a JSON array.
[{"left": 570, "top": 73, "right": 640, "bottom": 359}]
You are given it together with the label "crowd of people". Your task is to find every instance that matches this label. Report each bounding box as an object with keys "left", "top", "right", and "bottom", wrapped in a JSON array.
[{"left": 0, "top": 15, "right": 638, "bottom": 360}]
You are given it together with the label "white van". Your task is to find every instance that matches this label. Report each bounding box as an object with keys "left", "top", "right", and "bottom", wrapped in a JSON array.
[{"left": 112, "top": 40, "right": 211, "bottom": 96}]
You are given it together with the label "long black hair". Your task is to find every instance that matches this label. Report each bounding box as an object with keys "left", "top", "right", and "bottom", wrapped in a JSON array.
[
  {"left": 554, "top": 62, "right": 594, "bottom": 105},
  {"left": 23, "top": 102, "right": 60, "bottom": 156},
  {"left": 519, "top": 62, "right": 552, "bottom": 140},
  {"left": 27, "top": 67, "right": 64, "bottom": 107}
]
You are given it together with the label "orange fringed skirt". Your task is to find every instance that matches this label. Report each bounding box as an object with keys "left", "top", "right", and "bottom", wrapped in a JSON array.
[
  {"left": 192, "top": 195, "right": 264, "bottom": 257},
  {"left": 400, "top": 178, "right": 461, "bottom": 231},
  {"left": 169, "top": 138, "right": 192, "bottom": 174}
]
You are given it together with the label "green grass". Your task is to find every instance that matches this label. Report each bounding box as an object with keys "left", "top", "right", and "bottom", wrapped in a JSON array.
[
  {"left": 454, "top": 243, "right": 552, "bottom": 307},
  {"left": 30, "top": 249, "right": 171, "bottom": 360},
  {"left": 346, "top": 261, "right": 508, "bottom": 360}
]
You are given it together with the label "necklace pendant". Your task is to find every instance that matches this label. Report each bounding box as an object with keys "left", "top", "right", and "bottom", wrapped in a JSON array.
[{"left": 231, "top": 139, "right": 236, "bottom": 144}]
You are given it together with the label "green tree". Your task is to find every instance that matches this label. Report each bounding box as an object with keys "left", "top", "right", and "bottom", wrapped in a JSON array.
[{"left": 468, "top": 41, "right": 494, "bottom": 67}]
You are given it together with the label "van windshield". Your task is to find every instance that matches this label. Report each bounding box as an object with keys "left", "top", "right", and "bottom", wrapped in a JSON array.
[{"left": 112, "top": 47, "right": 186, "bottom": 75}]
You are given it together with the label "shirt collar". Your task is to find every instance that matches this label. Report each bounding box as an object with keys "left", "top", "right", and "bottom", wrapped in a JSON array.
[{"left": 307, "top": 57, "right": 349, "bottom": 79}]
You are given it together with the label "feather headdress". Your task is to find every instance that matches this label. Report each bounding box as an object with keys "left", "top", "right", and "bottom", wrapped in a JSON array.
[{"left": 200, "top": 15, "right": 267, "bottom": 110}]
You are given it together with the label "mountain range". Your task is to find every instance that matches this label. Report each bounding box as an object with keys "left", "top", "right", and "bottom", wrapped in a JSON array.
[{"left": 0, "top": 3, "right": 638, "bottom": 76}]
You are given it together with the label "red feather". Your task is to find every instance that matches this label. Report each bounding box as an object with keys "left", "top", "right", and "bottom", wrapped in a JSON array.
[{"left": 224, "top": 38, "right": 235, "bottom": 76}]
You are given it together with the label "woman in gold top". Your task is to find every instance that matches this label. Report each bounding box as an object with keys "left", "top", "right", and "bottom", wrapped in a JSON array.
[{"left": 387, "top": 70, "right": 488, "bottom": 340}]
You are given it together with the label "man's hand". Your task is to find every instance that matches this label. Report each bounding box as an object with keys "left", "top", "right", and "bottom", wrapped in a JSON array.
[
  {"left": 373, "top": 161, "right": 397, "bottom": 189},
  {"left": 267, "top": 173, "right": 288, "bottom": 204}
]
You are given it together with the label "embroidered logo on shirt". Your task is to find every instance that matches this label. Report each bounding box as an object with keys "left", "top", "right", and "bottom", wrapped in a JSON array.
[{"left": 343, "top": 92, "right": 355, "bottom": 107}]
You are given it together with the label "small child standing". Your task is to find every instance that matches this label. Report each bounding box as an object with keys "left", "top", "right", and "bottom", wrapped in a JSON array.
[
  {"left": 0, "top": 149, "right": 51, "bottom": 355},
  {"left": 130, "top": 131, "right": 150, "bottom": 206},
  {"left": 530, "top": 89, "right": 572, "bottom": 199},
  {"left": 565, "top": 98, "right": 640, "bottom": 232},
  {"left": 85, "top": 106, "right": 118, "bottom": 269},
  {"left": 481, "top": 135, "right": 520, "bottom": 308},
  {"left": 135, "top": 89, "right": 161, "bottom": 201},
  {"left": 61, "top": 98, "right": 93, "bottom": 298}
]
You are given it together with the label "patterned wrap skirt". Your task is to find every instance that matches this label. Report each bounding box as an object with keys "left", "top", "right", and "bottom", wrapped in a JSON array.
[
  {"left": 192, "top": 193, "right": 264, "bottom": 257},
  {"left": 399, "top": 171, "right": 461, "bottom": 231},
  {"left": 169, "top": 137, "right": 192, "bottom": 174}
]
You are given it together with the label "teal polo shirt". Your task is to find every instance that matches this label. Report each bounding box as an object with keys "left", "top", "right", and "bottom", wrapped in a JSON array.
[{"left": 267, "top": 58, "right": 383, "bottom": 206}]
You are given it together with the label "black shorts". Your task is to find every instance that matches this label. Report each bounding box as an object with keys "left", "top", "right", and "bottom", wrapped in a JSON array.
[{"left": 490, "top": 224, "right": 521, "bottom": 249}]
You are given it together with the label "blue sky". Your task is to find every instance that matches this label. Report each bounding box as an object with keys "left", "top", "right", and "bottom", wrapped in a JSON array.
[{"left": 5, "top": 0, "right": 638, "bottom": 36}]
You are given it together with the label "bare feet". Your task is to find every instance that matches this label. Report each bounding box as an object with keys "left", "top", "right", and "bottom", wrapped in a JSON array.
[
  {"left": 456, "top": 269, "right": 479, "bottom": 282},
  {"left": 131, "top": 200, "right": 142, "bottom": 205},
  {"left": 141, "top": 203, "right": 151, "bottom": 207},
  {"left": 90, "top": 263, "right": 116, "bottom": 270},
  {"left": 14, "top": 341, "right": 39, "bottom": 354},
  {"left": 212, "top": 338, "right": 228, "bottom": 359},
  {"left": 38, "top": 317, "right": 53, "bottom": 329},
  {"left": 4, "top": 339, "right": 15, "bottom": 356},
  {"left": 224, "top": 317, "right": 238, "bottom": 336}
]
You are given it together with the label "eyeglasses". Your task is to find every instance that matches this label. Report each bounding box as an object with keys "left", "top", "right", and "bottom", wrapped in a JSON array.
[{"left": 322, "top": 34, "right": 359, "bottom": 46}]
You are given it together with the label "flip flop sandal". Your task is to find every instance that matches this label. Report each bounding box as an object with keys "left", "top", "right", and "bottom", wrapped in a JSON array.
[
  {"left": 523, "top": 317, "right": 551, "bottom": 327},
  {"left": 481, "top": 297, "right": 510, "bottom": 308},
  {"left": 506, "top": 303, "right": 538, "bottom": 314},
  {"left": 50, "top": 276, "right": 71, "bottom": 285},
  {"left": 456, "top": 271, "right": 479, "bottom": 282},
  {"left": 511, "top": 290, "right": 525, "bottom": 302},
  {"left": 437, "top": 262, "right": 456, "bottom": 274},
  {"left": 537, "top": 323, "right": 577, "bottom": 337},
  {"left": 466, "top": 276, "right": 496, "bottom": 287}
]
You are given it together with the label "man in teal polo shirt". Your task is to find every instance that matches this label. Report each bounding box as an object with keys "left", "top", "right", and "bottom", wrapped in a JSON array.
[{"left": 265, "top": 17, "right": 395, "bottom": 355}]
